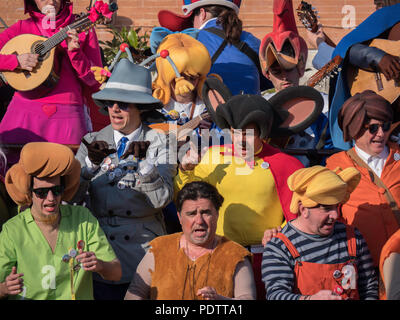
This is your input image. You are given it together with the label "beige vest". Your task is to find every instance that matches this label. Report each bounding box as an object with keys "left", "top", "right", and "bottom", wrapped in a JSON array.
[{"left": 149, "top": 232, "right": 251, "bottom": 300}]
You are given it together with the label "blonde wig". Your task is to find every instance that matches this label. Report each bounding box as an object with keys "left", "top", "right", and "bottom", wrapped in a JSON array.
[{"left": 152, "top": 33, "right": 212, "bottom": 105}]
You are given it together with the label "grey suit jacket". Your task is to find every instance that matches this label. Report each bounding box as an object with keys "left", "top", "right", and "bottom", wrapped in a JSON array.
[{"left": 73, "top": 124, "right": 177, "bottom": 284}]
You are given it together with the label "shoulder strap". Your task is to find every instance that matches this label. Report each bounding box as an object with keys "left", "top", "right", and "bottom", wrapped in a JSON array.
[
  {"left": 346, "top": 148, "right": 400, "bottom": 228},
  {"left": 204, "top": 27, "right": 262, "bottom": 74},
  {"left": 346, "top": 225, "right": 357, "bottom": 258},
  {"left": 274, "top": 233, "right": 300, "bottom": 259}
]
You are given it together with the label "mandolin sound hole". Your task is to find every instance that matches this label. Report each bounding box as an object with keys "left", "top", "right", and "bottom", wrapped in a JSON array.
[{"left": 31, "top": 40, "right": 49, "bottom": 61}]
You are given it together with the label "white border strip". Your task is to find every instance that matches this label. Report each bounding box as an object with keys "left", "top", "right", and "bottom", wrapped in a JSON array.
[{"left": 105, "top": 81, "right": 152, "bottom": 94}]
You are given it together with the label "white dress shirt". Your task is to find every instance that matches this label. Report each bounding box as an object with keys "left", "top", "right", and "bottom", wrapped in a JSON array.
[{"left": 354, "top": 144, "right": 389, "bottom": 178}]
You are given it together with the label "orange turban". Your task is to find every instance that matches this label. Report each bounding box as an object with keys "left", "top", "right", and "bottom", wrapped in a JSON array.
[
  {"left": 288, "top": 165, "right": 361, "bottom": 214},
  {"left": 5, "top": 142, "right": 81, "bottom": 206}
]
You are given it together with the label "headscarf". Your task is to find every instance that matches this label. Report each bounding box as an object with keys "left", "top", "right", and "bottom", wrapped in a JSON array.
[
  {"left": 338, "top": 90, "right": 393, "bottom": 142},
  {"left": 288, "top": 165, "right": 361, "bottom": 214}
]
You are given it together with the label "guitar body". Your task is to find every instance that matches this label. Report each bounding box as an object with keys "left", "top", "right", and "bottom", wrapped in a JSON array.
[
  {"left": 348, "top": 39, "right": 400, "bottom": 103},
  {"left": 0, "top": 34, "right": 58, "bottom": 92}
]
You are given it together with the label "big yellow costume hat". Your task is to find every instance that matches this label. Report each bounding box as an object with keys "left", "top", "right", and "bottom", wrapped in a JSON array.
[
  {"left": 5, "top": 142, "right": 81, "bottom": 206},
  {"left": 288, "top": 166, "right": 361, "bottom": 214},
  {"left": 152, "top": 33, "right": 212, "bottom": 105}
]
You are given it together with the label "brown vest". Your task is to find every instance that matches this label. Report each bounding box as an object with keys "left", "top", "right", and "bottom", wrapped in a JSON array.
[{"left": 149, "top": 232, "right": 251, "bottom": 300}]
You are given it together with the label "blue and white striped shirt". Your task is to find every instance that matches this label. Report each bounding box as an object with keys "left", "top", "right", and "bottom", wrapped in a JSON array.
[{"left": 262, "top": 221, "right": 378, "bottom": 300}]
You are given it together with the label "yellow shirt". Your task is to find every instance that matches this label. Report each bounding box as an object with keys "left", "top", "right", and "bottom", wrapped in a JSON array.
[{"left": 175, "top": 146, "right": 284, "bottom": 246}]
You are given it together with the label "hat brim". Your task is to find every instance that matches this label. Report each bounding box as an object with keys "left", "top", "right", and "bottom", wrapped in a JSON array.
[
  {"left": 268, "top": 86, "right": 324, "bottom": 137},
  {"left": 92, "top": 88, "right": 162, "bottom": 110},
  {"left": 265, "top": 42, "right": 298, "bottom": 71},
  {"left": 158, "top": 10, "right": 193, "bottom": 32}
]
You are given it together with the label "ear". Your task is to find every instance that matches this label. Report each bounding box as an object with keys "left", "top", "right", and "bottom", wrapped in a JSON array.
[
  {"left": 201, "top": 77, "right": 232, "bottom": 126},
  {"left": 267, "top": 86, "right": 324, "bottom": 138},
  {"left": 298, "top": 202, "right": 309, "bottom": 218}
]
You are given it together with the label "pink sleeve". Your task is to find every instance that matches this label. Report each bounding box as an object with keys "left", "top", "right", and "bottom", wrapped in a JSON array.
[
  {"left": 0, "top": 22, "right": 23, "bottom": 71},
  {"left": 65, "top": 27, "right": 102, "bottom": 92}
]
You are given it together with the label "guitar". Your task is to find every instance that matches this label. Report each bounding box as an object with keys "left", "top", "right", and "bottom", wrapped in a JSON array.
[
  {"left": 0, "top": 2, "right": 117, "bottom": 93},
  {"left": 296, "top": 1, "right": 336, "bottom": 48},
  {"left": 347, "top": 38, "right": 400, "bottom": 103},
  {"left": 306, "top": 55, "right": 343, "bottom": 87},
  {"left": 149, "top": 111, "right": 211, "bottom": 142}
]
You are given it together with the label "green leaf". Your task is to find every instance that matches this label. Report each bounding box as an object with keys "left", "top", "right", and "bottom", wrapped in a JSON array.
[{"left": 127, "top": 29, "right": 139, "bottom": 49}]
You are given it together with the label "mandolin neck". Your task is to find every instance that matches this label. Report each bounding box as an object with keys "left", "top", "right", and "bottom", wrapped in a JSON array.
[{"left": 39, "top": 15, "right": 90, "bottom": 55}]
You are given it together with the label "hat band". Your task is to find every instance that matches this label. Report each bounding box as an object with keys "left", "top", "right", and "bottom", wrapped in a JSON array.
[{"left": 105, "top": 82, "right": 152, "bottom": 94}]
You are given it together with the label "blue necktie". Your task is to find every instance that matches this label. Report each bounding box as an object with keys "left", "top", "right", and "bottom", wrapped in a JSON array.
[{"left": 117, "top": 137, "right": 128, "bottom": 159}]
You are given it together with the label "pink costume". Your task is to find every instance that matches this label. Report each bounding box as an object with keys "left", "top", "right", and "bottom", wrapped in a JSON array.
[{"left": 0, "top": 1, "right": 102, "bottom": 151}]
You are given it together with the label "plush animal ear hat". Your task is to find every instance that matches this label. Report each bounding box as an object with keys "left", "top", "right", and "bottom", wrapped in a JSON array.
[
  {"left": 202, "top": 77, "right": 324, "bottom": 138},
  {"left": 259, "top": 0, "right": 308, "bottom": 77},
  {"left": 5, "top": 142, "right": 81, "bottom": 206},
  {"left": 288, "top": 166, "right": 361, "bottom": 214},
  {"left": 158, "top": 0, "right": 242, "bottom": 32}
]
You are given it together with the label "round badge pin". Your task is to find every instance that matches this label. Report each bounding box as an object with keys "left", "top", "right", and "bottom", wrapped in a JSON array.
[
  {"left": 69, "top": 249, "right": 77, "bottom": 258},
  {"left": 261, "top": 161, "right": 270, "bottom": 169},
  {"left": 114, "top": 168, "right": 123, "bottom": 178},
  {"left": 394, "top": 153, "right": 400, "bottom": 161},
  {"left": 108, "top": 171, "right": 115, "bottom": 181},
  {"left": 77, "top": 240, "right": 85, "bottom": 251},
  {"left": 117, "top": 180, "right": 126, "bottom": 190},
  {"left": 62, "top": 254, "right": 71, "bottom": 263},
  {"left": 101, "top": 163, "right": 110, "bottom": 172}
]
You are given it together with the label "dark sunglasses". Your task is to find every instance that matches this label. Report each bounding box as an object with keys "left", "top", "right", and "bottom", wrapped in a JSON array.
[
  {"left": 103, "top": 100, "right": 130, "bottom": 110},
  {"left": 364, "top": 121, "right": 391, "bottom": 134},
  {"left": 32, "top": 185, "right": 64, "bottom": 199}
]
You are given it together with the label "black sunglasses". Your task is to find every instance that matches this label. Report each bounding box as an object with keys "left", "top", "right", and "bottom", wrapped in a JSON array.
[
  {"left": 32, "top": 185, "right": 65, "bottom": 199},
  {"left": 103, "top": 100, "right": 130, "bottom": 110},
  {"left": 364, "top": 121, "right": 391, "bottom": 134}
]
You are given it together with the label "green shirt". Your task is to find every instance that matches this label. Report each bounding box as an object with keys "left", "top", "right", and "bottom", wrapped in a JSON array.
[{"left": 0, "top": 205, "right": 116, "bottom": 300}]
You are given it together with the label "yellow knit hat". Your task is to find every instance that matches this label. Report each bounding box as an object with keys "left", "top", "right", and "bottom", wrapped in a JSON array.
[{"left": 288, "top": 165, "right": 361, "bottom": 214}]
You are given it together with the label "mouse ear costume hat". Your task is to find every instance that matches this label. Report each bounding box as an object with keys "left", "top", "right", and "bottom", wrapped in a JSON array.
[
  {"left": 202, "top": 77, "right": 324, "bottom": 139},
  {"left": 158, "top": 0, "right": 241, "bottom": 32},
  {"left": 5, "top": 142, "right": 81, "bottom": 206},
  {"left": 287, "top": 166, "right": 361, "bottom": 214},
  {"left": 259, "top": 0, "right": 308, "bottom": 77}
]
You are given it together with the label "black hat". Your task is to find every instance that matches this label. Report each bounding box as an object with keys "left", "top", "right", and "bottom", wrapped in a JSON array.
[{"left": 202, "top": 77, "right": 324, "bottom": 139}]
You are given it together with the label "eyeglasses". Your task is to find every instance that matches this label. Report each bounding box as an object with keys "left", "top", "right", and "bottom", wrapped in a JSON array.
[
  {"left": 103, "top": 100, "right": 130, "bottom": 110},
  {"left": 32, "top": 185, "right": 64, "bottom": 199},
  {"left": 364, "top": 121, "right": 391, "bottom": 134}
]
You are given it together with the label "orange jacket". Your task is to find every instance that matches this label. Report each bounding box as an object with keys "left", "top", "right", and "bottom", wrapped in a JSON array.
[
  {"left": 379, "top": 229, "right": 400, "bottom": 300},
  {"left": 326, "top": 144, "right": 400, "bottom": 266}
]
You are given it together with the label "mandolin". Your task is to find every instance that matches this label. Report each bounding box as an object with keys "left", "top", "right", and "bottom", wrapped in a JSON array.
[
  {"left": 0, "top": 2, "right": 117, "bottom": 94},
  {"left": 296, "top": 1, "right": 336, "bottom": 48},
  {"left": 347, "top": 38, "right": 400, "bottom": 103}
]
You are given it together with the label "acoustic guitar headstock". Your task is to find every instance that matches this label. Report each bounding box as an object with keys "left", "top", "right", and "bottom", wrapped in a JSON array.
[
  {"left": 296, "top": 1, "right": 319, "bottom": 33},
  {"left": 307, "top": 55, "right": 343, "bottom": 88}
]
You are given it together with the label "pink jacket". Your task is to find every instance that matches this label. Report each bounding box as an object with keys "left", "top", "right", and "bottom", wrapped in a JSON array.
[{"left": 0, "top": 3, "right": 102, "bottom": 106}]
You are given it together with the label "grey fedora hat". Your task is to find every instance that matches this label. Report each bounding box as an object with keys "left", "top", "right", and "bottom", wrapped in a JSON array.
[{"left": 92, "top": 58, "right": 162, "bottom": 111}]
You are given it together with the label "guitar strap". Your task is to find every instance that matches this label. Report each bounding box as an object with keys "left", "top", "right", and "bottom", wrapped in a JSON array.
[
  {"left": 346, "top": 148, "right": 400, "bottom": 228},
  {"left": 204, "top": 27, "right": 263, "bottom": 75}
]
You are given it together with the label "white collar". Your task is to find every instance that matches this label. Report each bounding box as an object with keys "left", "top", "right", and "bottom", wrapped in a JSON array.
[
  {"left": 199, "top": 17, "right": 217, "bottom": 30},
  {"left": 113, "top": 124, "right": 142, "bottom": 146},
  {"left": 354, "top": 144, "right": 389, "bottom": 163}
]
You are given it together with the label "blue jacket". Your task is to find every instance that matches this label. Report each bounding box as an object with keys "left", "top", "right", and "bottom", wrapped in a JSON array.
[{"left": 197, "top": 19, "right": 264, "bottom": 95}]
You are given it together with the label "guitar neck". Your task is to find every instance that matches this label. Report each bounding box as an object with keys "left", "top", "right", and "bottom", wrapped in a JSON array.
[
  {"left": 322, "top": 32, "right": 336, "bottom": 48},
  {"left": 177, "top": 112, "right": 209, "bottom": 140}
]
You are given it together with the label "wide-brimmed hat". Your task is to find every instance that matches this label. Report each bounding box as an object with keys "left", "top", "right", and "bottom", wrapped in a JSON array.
[
  {"left": 158, "top": 0, "right": 241, "bottom": 32},
  {"left": 202, "top": 77, "right": 324, "bottom": 139},
  {"left": 92, "top": 58, "right": 162, "bottom": 112},
  {"left": 5, "top": 142, "right": 81, "bottom": 206}
]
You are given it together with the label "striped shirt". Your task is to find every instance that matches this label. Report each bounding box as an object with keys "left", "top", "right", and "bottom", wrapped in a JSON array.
[{"left": 262, "top": 222, "right": 378, "bottom": 300}]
